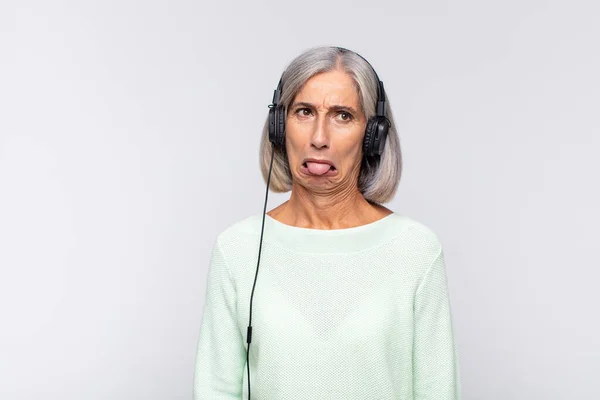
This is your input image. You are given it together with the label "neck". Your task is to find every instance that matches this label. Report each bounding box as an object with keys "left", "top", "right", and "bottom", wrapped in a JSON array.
[{"left": 268, "top": 184, "right": 389, "bottom": 230}]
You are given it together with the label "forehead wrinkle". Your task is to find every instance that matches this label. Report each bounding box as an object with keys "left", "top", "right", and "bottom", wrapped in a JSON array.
[
  {"left": 291, "top": 69, "right": 365, "bottom": 114},
  {"left": 290, "top": 101, "right": 359, "bottom": 116},
  {"left": 294, "top": 86, "right": 360, "bottom": 112}
]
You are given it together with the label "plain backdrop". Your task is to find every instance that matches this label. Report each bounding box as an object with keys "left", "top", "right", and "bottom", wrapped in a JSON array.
[{"left": 1, "top": 1, "right": 599, "bottom": 399}]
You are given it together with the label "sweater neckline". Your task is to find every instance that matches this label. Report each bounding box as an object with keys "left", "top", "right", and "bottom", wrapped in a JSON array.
[
  {"left": 265, "top": 212, "right": 396, "bottom": 232},
  {"left": 258, "top": 212, "right": 404, "bottom": 254}
]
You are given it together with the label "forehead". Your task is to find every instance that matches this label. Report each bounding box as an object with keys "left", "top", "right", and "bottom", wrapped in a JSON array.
[{"left": 294, "top": 69, "right": 361, "bottom": 105}]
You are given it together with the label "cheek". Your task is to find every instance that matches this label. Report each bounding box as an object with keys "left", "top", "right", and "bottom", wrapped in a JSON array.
[
  {"left": 340, "top": 129, "right": 366, "bottom": 153},
  {"left": 284, "top": 121, "right": 311, "bottom": 147}
]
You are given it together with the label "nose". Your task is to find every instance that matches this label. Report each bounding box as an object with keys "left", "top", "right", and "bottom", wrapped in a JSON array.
[{"left": 310, "top": 115, "right": 330, "bottom": 150}]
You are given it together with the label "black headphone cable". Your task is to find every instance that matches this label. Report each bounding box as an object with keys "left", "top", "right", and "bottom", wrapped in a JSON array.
[{"left": 246, "top": 141, "right": 275, "bottom": 400}]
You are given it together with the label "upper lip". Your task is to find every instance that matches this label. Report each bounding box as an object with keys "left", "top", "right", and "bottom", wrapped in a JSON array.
[{"left": 302, "top": 158, "right": 336, "bottom": 168}]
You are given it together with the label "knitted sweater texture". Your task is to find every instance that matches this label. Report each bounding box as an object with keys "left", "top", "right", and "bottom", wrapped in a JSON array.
[{"left": 193, "top": 212, "right": 461, "bottom": 399}]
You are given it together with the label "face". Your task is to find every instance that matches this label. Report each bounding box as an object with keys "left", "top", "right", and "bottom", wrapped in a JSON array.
[{"left": 285, "top": 69, "right": 366, "bottom": 193}]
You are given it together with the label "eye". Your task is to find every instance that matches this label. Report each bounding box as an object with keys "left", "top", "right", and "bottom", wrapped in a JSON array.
[
  {"left": 338, "top": 111, "right": 353, "bottom": 121},
  {"left": 296, "top": 108, "right": 312, "bottom": 117}
]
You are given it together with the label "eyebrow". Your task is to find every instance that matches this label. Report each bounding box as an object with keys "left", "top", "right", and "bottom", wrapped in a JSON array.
[{"left": 290, "top": 101, "right": 360, "bottom": 116}]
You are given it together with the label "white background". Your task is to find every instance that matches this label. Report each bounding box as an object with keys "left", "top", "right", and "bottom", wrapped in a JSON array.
[{"left": 1, "top": 1, "right": 599, "bottom": 399}]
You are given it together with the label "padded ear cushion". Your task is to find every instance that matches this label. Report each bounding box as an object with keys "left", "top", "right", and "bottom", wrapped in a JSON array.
[
  {"left": 268, "top": 106, "right": 286, "bottom": 149},
  {"left": 268, "top": 107, "right": 277, "bottom": 144},
  {"left": 363, "top": 118, "right": 377, "bottom": 157},
  {"left": 277, "top": 106, "right": 286, "bottom": 148},
  {"left": 363, "top": 117, "right": 390, "bottom": 157}
]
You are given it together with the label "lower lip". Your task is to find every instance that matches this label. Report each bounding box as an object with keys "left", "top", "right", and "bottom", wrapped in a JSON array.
[{"left": 300, "top": 163, "right": 338, "bottom": 177}]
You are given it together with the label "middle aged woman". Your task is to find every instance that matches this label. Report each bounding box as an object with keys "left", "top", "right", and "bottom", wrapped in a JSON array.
[{"left": 194, "top": 45, "right": 462, "bottom": 400}]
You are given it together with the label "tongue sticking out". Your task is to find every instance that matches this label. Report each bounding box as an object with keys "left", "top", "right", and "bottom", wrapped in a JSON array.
[{"left": 306, "top": 162, "right": 332, "bottom": 175}]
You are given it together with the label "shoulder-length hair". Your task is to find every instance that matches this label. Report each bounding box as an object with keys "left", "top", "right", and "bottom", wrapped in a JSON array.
[{"left": 258, "top": 46, "right": 402, "bottom": 204}]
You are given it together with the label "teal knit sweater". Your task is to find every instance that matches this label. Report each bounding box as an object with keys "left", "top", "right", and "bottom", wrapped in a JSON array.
[{"left": 193, "top": 212, "right": 461, "bottom": 399}]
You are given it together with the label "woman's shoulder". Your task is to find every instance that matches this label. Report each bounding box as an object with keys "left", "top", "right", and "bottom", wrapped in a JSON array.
[
  {"left": 394, "top": 213, "right": 444, "bottom": 255},
  {"left": 394, "top": 214, "right": 442, "bottom": 243},
  {"left": 213, "top": 214, "right": 262, "bottom": 244},
  {"left": 208, "top": 216, "right": 264, "bottom": 272}
]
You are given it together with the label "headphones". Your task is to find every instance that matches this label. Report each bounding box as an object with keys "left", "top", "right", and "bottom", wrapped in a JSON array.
[
  {"left": 245, "top": 47, "right": 389, "bottom": 400},
  {"left": 268, "top": 47, "right": 391, "bottom": 158}
]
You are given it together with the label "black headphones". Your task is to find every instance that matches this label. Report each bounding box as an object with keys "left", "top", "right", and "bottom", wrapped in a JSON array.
[
  {"left": 268, "top": 47, "right": 390, "bottom": 158},
  {"left": 246, "top": 48, "right": 390, "bottom": 400}
]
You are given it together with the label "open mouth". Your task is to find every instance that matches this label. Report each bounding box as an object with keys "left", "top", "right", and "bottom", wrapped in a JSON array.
[
  {"left": 301, "top": 160, "right": 338, "bottom": 177},
  {"left": 302, "top": 162, "right": 336, "bottom": 171}
]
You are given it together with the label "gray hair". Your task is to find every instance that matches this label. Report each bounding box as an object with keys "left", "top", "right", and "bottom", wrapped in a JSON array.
[{"left": 259, "top": 46, "right": 402, "bottom": 204}]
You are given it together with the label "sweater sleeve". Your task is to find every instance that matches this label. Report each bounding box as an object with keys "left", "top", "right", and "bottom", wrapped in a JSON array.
[
  {"left": 193, "top": 239, "right": 246, "bottom": 400},
  {"left": 413, "top": 247, "right": 462, "bottom": 399}
]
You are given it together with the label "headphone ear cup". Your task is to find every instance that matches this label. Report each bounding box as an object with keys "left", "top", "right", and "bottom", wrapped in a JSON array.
[
  {"left": 363, "top": 118, "right": 377, "bottom": 157},
  {"left": 268, "top": 107, "right": 277, "bottom": 145},
  {"left": 269, "top": 106, "right": 286, "bottom": 149},
  {"left": 277, "top": 106, "right": 286, "bottom": 148},
  {"left": 363, "top": 117, "right": 390, "bottom": 157}
]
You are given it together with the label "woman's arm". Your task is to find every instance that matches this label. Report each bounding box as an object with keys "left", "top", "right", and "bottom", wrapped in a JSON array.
[
  {"left": 413, "top": 247, "right": 462, "bottom": 399},
  {"left": 193, "top": 239, "right": 246, "bottom": 400}
]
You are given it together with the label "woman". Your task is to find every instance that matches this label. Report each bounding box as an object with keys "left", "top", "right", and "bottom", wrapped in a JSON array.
[{"left": 194, "top": 46, "right": 461, "bottom": 399}]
